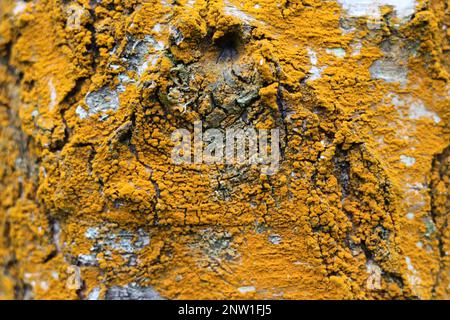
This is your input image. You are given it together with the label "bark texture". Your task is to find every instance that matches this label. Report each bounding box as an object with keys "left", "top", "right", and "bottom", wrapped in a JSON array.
[{"left": 0, "top": 0, "right": 449, "bottom": 299}]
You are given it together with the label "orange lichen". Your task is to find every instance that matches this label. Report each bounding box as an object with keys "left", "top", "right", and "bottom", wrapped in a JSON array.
[{"left": 0, "top": 0, "right": 448, "bottom": 300}]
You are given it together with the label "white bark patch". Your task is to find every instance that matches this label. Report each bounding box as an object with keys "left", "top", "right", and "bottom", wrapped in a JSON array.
[
  {"left": 337, "top": 0, "right": 416, "bottom": 20},
  {"left": 105, "top": 284, "right": 164, "bottom": 300},
  {"left": 326, "top": 48, "right": 346, "bottom": 58},
  {"left": 13, "top": 1, "right": 27, "bottom": 15},
  {"left": 77, "top": 253, "right": 98, "bottom": 266},
  {"left": 408, "top": 100, "right": 441, "bottom": 123},
  {"left": 152, "top": 23, "right": 162, "bottom": 33},
  {"left": 84, "top": 87, "right": 120, "bottom": 119},
  {"left": 48, "top": 79, "right": 57, "bottom": 111},
  {"left": 400, "top": 155, "right": 416, "bottom": 167},
  {"left": 309, "top": 66, "right": 324, "bottom": 81},
  {"left": 224, "top": 1, "right": 256, "bottom": 24},
  {"left": 238, "top": 286, "right": 256, "bottom": 293},
  {"left": 66, "top": 265, "right": 82, "bottom": 290},
  {"left": 307, "top": 48, "right": 325, "bottom": 81},
  {"left": 39, "top": 281, "right": 49, "bottom": 291},
  {"left": 85, "top": 227, "right": 100, "bottom": 239},
  {"left": 391, "top": 94, "right": 441, "bottom": 123},
  {"left": 405, "top": 256, "right": 421, "bottom": 287},
  {"left": 308, "top": 48, "right": 318, "bottom": 65},
  {"left": 366, "top": 260, "right": 382, "bottom": 290},
  {"left": 88, "top": 287, "right": 101, "bottom": 300},
  {"left": 160, "top": 0, "right": 172, "bottom": 8},
  {"left": 268, "top": 234, "right": 282, "bottom": 245},
  {"left": 66, "top": 3, "right": 85, "bottom": 30},
  {"left": 370, "top": 59, "right": 408, "bottom": 85},
  {"left": 351, "top": 42, "right": 362, "bottom": 56},
  {"left": 75, "top": 105, "right": 88, "bottom": 119}
]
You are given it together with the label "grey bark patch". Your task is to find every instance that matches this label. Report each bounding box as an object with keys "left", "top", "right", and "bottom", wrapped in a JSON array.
[
  {"left": 237, "top": 286, "right": 256, "bottom": 293},
  {"left": 122, "top": 35, "right": 163, "bottom": 76},
  {"left": 169, "top": 26, "right": 184, "bottom": 45},
  {"left": 268, "top": 234, "right": 282, "bottom": 245},
  {"left": 84, "top": 87, "right": 120, "bottom": 118},
  {"left": 236, "top": 90, "right": 259, "bottom": 107},
  {"left": 105, "top": 284, "right": 164, "bottom": 300},
  {"left": 124, "top": 39, "right": 150, "bottom": 72},
  {"left": 77, "top": 253, "right": 98, "bottom": 266},
  {"left": 87, "top": 287, "right": 101, "bottom": 300},
  {"left": 86, "top": 228, "right": 150, "bottom": 267},
  {"left": 369, "top": 59, "right": 408, "bottom": 85},
  {"left": 189, "top": 228, "right": 238, "bottom": 263}
]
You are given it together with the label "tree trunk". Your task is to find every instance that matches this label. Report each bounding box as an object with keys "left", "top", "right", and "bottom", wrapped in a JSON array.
[{"left": 0, "top": 0, "right": 448, "bottom": 299}]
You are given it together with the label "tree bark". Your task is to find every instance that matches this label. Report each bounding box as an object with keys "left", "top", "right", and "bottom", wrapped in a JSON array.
[{"left": 0, "top": 0, "right": 448, "bottom": 299}]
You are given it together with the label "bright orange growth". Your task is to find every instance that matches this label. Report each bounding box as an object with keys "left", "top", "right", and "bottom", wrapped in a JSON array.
[{"left": 0, "top": 0, "right": 448, "bottom": 299}]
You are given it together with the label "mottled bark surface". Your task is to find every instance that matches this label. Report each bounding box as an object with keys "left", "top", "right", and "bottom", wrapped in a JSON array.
[{"left": 0, "top": 0, "right": 448, "bottom": 299}]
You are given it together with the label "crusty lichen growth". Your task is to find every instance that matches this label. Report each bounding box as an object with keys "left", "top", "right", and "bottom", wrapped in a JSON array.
[{"left": 0, "top": 0, "right": 448, "bottom": 299}]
